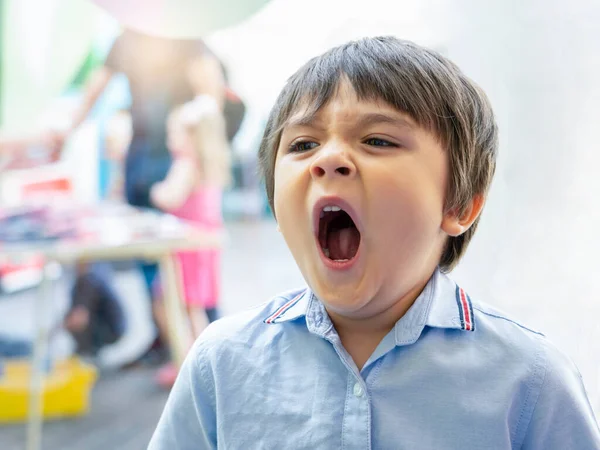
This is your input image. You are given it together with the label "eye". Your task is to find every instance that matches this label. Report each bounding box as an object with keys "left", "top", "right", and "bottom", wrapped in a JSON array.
[
  {"left": 364, "top": 137, "right": 397, "bottom": 147},
  {"left": 288, "top": 140, "right": 319, "bottom": 153}
]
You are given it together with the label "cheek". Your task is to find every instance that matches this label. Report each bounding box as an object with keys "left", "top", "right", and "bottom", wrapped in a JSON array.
[
  {"left": 273, "top": 157, "right": 308, "bottom": 208},
  {"left": 272, "top": 162, "right": 287, "bottom": 217},
  {"left": 273, "top": 159, "right": 314, "bottom": 250},
  {"left": 369, "top": 166, "right": 446, "bottom": 241},
  {"left": 273, "top": 160, "right": 300, "bottom": 224}
]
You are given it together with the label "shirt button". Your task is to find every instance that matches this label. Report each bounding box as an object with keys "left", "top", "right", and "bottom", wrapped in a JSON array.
[{"left": 353, "top": 383, "right": 364, "bottom": 397}]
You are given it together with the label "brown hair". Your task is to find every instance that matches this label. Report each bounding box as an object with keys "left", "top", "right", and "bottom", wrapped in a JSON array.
[{"left": 258, "top": 36, "right": 498, "bottom": 272}]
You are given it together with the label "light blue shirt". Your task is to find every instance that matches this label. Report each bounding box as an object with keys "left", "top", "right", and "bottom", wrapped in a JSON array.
[{"left": 149, "top": 269, "right": 600, "bottom": 449}]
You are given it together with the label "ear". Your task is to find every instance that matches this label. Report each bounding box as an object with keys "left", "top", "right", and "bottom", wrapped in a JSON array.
[
  {"left": 441, "top": 194, "right": 485, "bottom": 237},
  {"left": 276, "top": 224, "right": 281, "bottom": 233}
]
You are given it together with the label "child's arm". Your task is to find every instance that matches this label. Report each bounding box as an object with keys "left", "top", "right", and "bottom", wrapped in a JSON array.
[
  {"left": 64, "top": 67, "right": 114, "bottom": 140},
  {"left": 150, "top": 158, "right": 197, "bottom": 211},
  {"left": 148, "top": 340, "right": 216, "bottom": 449},
  {"left": 518, "top": 343, "right": 600, "bottom": 448}
]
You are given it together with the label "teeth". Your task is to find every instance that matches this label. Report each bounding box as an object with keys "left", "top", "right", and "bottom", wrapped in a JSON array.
[
  {"left": 322, "top": 205, "right": 342, "bottom": 212},
  {"left": 322, "top": 249, "right": 350, "bottom": 262}
]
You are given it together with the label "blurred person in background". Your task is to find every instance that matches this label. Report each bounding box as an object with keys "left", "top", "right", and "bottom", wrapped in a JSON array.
[
  {"left": 64, "top": 261, "right": 126, "bottom": 359},
  {"left": 55, "top": 28, "right": 228, "bottom": 362},
  {"left": 150, "top": 61, "right": 231, "bottom": 386}
]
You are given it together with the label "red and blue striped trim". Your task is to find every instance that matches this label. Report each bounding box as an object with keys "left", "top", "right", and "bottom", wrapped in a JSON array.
[
  {"left": 455, "top": 285, "right": 475, "bottom": 331},
  {"left": 264, "top": 292, "right": 304, "bottom": 324}
]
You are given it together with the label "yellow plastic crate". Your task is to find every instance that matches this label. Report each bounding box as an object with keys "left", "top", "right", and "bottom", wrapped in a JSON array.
[{"left": 0, "top": 357, "right": 98, "bottom": 423}]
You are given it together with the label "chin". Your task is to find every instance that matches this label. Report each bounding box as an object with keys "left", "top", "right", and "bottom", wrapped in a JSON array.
[{"left": 309, "top": 278, "right": 373, "bottom": 313}]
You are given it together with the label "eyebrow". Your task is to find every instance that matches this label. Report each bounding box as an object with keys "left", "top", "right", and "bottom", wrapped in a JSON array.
[
  {"left": 284, "top": 111, "right": 416, "bottom": 132},
  {"left": 284, "top": 110, "right": 324, "bottom": 130},
  {"left": 355, "top": 112, "right": 416, "bottom": 131}
]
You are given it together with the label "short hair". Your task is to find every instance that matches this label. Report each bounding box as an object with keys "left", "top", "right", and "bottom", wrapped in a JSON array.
[{"left": 258, "top": 36, "right": 498, "bottom": 272}]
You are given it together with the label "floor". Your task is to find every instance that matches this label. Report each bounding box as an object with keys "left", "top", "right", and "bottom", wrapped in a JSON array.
[{"left": 0, "top": 368, "right": 168, "bottom": 450}]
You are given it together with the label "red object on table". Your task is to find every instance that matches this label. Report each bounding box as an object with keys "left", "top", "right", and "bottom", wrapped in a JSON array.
[{"left": 21, "top": 179, "right": 72, "bottom": 197}]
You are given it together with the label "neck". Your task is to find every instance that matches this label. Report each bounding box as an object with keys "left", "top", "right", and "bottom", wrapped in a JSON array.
[
  {"left": 329, "top": 278, "right": 428, "bottom": 334},
  {"left": 325, "top": 276, "right": 431, "bottom": 370}
]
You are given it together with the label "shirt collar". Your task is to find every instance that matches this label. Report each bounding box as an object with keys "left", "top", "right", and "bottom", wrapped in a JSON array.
[
  {"left": 263, "top": 289, "right": 312, "bottom": 324},
  {"left": 426, "top": 268, "right": 476, "bottom": 332},
  {"left": 264, "top": 268, "right": 476, "bottom": 343},
  {"left": 392, "top": 268, "right": 476, "bottom": 346}
]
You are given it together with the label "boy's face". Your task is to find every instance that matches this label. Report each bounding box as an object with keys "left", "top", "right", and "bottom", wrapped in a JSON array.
[{"left": 274, "top": 80, "right": 458, "bottom": 319}]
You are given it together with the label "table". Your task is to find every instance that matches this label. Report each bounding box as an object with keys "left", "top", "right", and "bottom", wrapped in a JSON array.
[{"left": 0, "top": 203, "right": 223, "bottom": 450}]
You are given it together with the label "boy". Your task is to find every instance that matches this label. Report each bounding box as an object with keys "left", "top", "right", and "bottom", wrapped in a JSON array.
[{"left": 149, "top": 37, "right": 600, "bottom": 449}]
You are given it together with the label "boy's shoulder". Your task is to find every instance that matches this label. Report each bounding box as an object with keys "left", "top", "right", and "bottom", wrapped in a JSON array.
[
  {"left": 469, "top": 297, "right": 599, "bottom": 445},
  {"left": 195, "top": 287, "right": 308, "bottom": 349},
  {"left": 467, "top": 294, "right": 580, "bottom": 381},
  {"left": 470, "top": 298, "right": 545, "bottom": 338},
  {"left": 432, "top": 271, "right": 546, "bottom": 346},
  {"left": 436, "top": 272, "right": 577, "bottom": 378}
]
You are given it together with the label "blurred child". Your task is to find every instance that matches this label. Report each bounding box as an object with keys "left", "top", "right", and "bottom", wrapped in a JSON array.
[
  {"left": 150, "top": 87, "right": 230, "bottom": 386},
  {"left": 64, "top": 261, "right": 126, "bottom": 358}
]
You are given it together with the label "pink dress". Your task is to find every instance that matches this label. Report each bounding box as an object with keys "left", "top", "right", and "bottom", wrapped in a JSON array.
[{"left": 168, "top": 186, "right": 223, "bottom": 309}]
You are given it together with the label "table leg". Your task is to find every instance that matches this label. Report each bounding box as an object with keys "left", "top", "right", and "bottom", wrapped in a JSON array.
[
  {"left": 159, "top": 255, "right": 188, "bottom": 368},
  {"left": 26, "top": 264, "right": 52, "bottom": 450}
]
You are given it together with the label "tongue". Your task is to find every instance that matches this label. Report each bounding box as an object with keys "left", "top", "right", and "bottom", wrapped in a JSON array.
[{"left": 328, "top": 226, "right": 360, "bottom": 260}]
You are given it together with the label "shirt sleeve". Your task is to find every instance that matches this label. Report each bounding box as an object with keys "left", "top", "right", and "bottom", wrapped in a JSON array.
[
  {"left": 520, "top": 341, "right": 600, "bottom": 449},
  {"left": 148, "top": 338, "right": 217, "bottom": 450}
]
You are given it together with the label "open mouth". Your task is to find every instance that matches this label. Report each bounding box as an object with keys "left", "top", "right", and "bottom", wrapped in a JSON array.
[{"left": 318, "top": 206, "right": 361, "bottom": 262}]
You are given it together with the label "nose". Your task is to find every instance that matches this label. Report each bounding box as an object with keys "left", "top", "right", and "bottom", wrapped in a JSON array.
[{"left": 310, "top": 144, "right": 356, "bottom": 180}]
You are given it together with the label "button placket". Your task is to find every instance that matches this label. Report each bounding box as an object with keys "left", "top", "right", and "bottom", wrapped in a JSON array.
[
  {"left": 341, "top": 373, "right": 371, "bottom": 450},
  {"left": 353, "top": 382, "right": 364, "bottom": 397}
]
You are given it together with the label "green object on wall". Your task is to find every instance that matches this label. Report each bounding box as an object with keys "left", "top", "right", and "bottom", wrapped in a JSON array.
[{"left": 69, "top": 47, "right": 107, "bottom": 91}]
